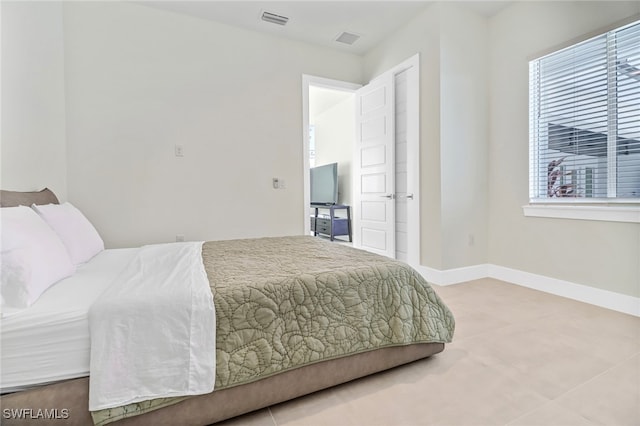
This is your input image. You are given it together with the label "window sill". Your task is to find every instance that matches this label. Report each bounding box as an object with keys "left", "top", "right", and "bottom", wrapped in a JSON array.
[{"left": 522, "top": 204, "right": 640, "bottom": 223}]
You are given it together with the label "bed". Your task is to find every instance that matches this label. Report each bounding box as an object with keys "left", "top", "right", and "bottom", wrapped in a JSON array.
[{"left": 0, "top": 189, "right": 455, "bottom": 425}]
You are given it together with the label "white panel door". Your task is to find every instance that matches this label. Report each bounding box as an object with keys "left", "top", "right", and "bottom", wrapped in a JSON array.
[{"left": 354, "top": 73, "right": 395, "bottom": 258}]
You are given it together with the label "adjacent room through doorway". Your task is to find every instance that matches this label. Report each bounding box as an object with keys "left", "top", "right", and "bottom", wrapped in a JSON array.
[{"left": 302, "top": 55, "right": 420, "bottom": 265}]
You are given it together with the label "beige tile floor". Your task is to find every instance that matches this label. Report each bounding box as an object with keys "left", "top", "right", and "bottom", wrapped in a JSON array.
[{"left": 216, "top": 279, "right": 640, "bottom": 426}]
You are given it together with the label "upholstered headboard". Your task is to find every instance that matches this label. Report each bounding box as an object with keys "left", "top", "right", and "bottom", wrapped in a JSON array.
[{"left": 0, "top": 188, "right": 59, "bottom": 208}]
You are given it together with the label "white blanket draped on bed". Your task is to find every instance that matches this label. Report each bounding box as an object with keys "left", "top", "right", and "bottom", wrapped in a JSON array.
[{"left": 88, "top": 242, "right": 215, "bottom": 411}]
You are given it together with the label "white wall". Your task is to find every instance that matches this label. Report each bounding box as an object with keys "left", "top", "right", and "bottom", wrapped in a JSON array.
[
  {"left": 364, "top": 2, "right": 490, "bottom": 270},
  {"left": 312, "top": 96, "right": 355, "bottom": 206},
  {"left": 365, "top": 3, "right": 444, "bottom": 268},
  {"left": 3, "top": 0, "right": 637, "bottom": 300},
  {"left": 365, "top": 1, "right": 640, "bottom": 300},
  {"left": 1, "top": 1, "right": 67, "bottom": 200},
  {"left": 439, "top": 4, "right": 489, "bottom": 270},
  {"left": 62, "top": 2, "right": 362, "bottom": 248},
  {"left": 488, "top": 1, "right": 640, "bottom": 298}
]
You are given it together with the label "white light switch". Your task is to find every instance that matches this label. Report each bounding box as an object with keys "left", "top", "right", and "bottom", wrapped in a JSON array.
[
  {"left": 175, "top": 145, "right": 184, "bottom": 157},
  {"left": 272, "top": 178, "right": 286, "bottom": 189}
]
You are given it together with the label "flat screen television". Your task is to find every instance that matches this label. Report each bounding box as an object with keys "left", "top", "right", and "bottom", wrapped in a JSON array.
[{"left": 310, "top": 162, "right": 338, "bottom": 206}]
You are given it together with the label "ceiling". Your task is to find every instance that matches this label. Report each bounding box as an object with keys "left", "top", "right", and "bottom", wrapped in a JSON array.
[{"left": 136, "top": 1, "right": 512, "bottom": 56}]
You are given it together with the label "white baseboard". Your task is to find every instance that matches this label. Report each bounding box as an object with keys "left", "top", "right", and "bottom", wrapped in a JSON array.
[
  {"left": 414, "top": 263, "right": 640, "bottom": 317},
  {"left": 487, "top": 264, "right": 640, "bottom": 317},
  {"left": 415, "top": 264, "right": 488, "bottom": 286}
]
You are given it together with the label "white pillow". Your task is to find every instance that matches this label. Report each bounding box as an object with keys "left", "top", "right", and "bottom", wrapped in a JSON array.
[
  {"left": 1, "top": 206, "right": 76, "bottom": 309},
  {"left": 32, "top": 202, "right": 104, "bottom": 266}
]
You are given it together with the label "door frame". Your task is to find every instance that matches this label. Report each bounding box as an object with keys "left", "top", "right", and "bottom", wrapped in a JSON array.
[
  {"left": 388, "top": 54, "right": 420, "bottom": 267},
  {"left": 301, "top": 75, "right": 361, "bottom": 236}
]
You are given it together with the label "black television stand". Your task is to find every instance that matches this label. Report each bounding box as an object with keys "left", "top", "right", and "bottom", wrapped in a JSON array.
[{"left": 310, "top": 204, "right": 352, "bottom": 242}]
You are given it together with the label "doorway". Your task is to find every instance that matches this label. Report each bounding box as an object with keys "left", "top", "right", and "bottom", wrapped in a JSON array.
[
  {"left": 302, "top": 75, "right": 360, "bottom": 240},
  {"left": 309, "top": 86, "right": 356, "bottom": 207},
  {"left": 302, "top": 54, "right": 420, "bottom": 265}
]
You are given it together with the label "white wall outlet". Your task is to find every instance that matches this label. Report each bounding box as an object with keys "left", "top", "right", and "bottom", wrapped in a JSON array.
[
  {"left": 176, "top": 234, "right": 185, "bottom": 242},
  {"left": 175, "top": 145, "right": 184, "bottom": 157},
  {"left": 279, "top": 179, "right": 286, "bottom": 189}
]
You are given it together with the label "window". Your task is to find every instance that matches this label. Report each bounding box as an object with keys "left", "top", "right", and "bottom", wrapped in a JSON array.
[{"left": 529, "top": 20, "right": 640, "bottom": 204}]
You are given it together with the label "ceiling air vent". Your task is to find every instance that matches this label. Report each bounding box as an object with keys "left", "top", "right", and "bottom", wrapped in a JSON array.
[
  {"left": 335, "top": 32, "right": 360, "bottom": 45},
  {"left": 261, "top": 11, "right": 289, "bottom": 26}
]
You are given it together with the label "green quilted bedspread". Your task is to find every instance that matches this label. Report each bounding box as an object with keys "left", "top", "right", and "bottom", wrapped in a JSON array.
[{"left": 92, "top": 236, "right": 455, "bottom": 424}]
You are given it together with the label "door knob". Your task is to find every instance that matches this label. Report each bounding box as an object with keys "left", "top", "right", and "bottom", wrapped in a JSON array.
[{"left": 396, "top": 194, "right": 414, "bottom": 200}]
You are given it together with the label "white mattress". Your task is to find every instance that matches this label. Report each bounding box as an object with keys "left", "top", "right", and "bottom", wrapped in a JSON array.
[{"left": 0, "top": 248, "right": 138, "bottom": 393}]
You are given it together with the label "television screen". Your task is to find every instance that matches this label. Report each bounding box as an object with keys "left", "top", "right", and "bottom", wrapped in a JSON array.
[{"left": 310, "top": 163, "right": 338, "bottom": 205}]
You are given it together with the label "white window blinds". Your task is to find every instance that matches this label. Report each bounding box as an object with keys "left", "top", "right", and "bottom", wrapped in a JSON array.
[{"left": 529, "top": 20, "right": 640, "bottom": 201}]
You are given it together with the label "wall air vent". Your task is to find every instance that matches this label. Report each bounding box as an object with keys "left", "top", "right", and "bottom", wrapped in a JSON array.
[
  {"left": 335, "top": 32, "right": 360, "bottom": 45},
  {"left": 261, "top": 11, "right": 289, "bottom": 26}
]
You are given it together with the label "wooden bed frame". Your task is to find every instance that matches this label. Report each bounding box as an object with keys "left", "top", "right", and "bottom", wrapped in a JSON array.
[
  {"left": 1, "top": 343, "right": 444, "bottom": 425},
  {"left": 0, "top": 189, "right": 447, "bottom": 425}
]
